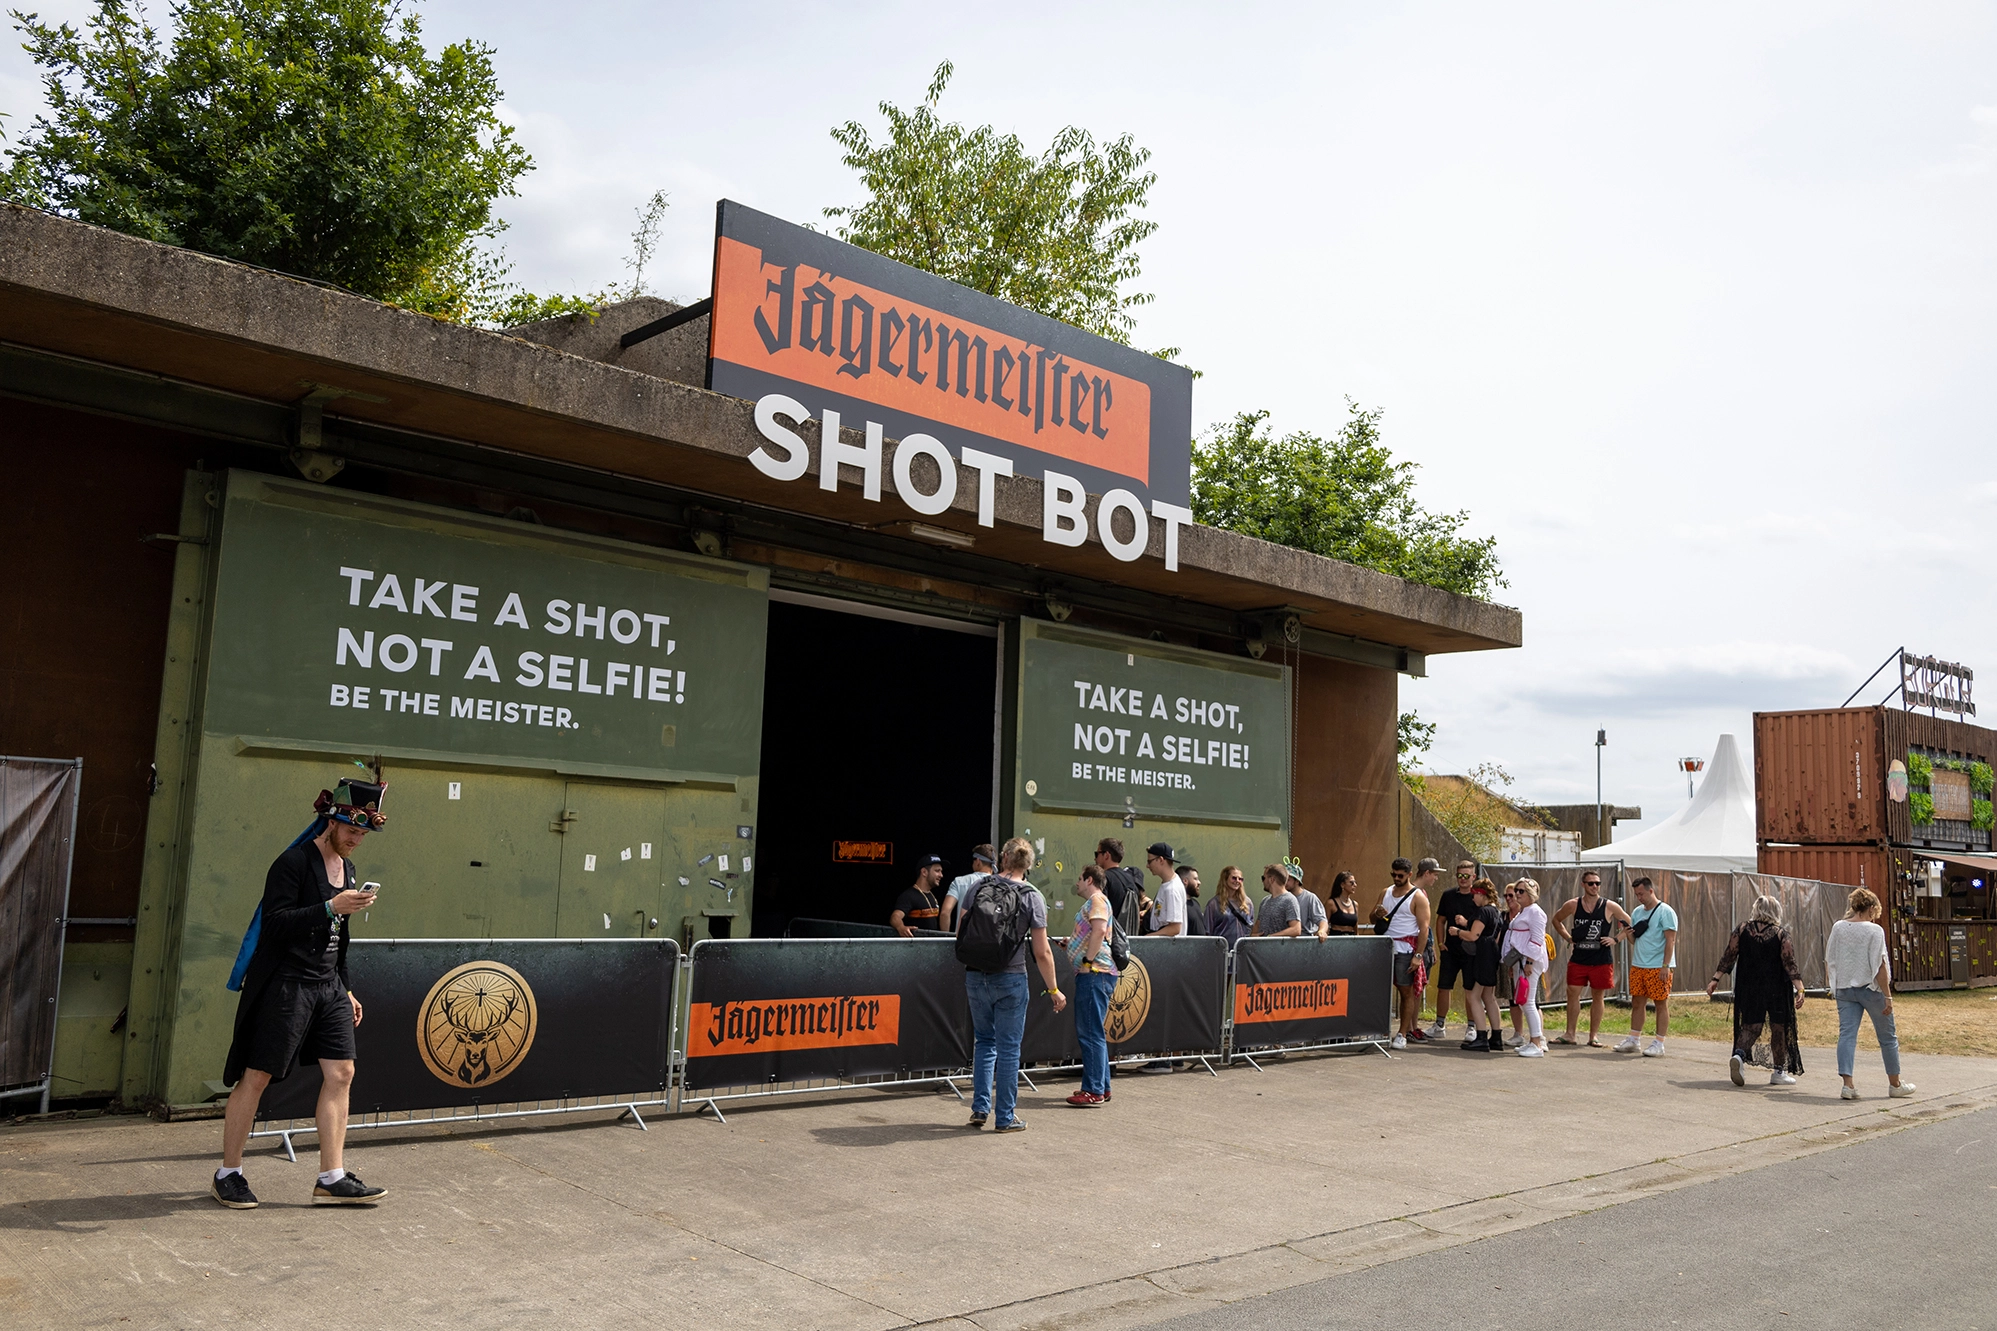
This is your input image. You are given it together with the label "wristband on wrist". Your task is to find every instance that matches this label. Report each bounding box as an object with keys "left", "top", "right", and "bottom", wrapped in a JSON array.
[{"left": 325, "top": 898, "right": 336, "bottom": 918}]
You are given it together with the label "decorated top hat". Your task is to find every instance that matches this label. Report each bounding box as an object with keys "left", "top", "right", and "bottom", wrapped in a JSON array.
[{"left": 316, "top": 778, "right": 387, "bottom": 831}]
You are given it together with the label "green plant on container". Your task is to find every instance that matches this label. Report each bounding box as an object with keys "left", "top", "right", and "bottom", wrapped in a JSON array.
[
  {"left": 1971, "top": 762, "right": 1994, "bottom": 797},
  {"left": 1975, "top": 799, "right": 1995, "bottom": 833},
  {"left": 1909, "top": 791, "right": 1935, "bottom": 825},
  {"left": 1906, "top": 752, "right": 1933, "bottom": 788}
]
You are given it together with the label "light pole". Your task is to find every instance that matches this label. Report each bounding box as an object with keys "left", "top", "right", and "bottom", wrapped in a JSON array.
[
  {"left": 1595, "top": 728, "right": 1607, "bottom": 847},
  {"left": 1678, "top": 757, "right": 1705, "bottom": 800}
]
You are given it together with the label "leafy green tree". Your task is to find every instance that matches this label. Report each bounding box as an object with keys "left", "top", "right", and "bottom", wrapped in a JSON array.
[
  {"left": 825, "top": 61, "right": 1158, "bottom": 344},
  {"left": 1397, "top": 710, "right": 1437, "bottom": 792},
  {"left": 2, "top": 0, "right": 531, "bottom": 321},
  {"left": 1191, "top": 404, "right": 1506, "bottom": 601}
]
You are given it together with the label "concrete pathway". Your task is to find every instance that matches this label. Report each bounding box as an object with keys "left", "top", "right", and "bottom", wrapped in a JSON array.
[
  {"left": 1146, "top": 1102, "right": 1997, "bottom": 1331},
  {"left": 4, "top": 1036, "right": 1993, "bottom": 1330}
]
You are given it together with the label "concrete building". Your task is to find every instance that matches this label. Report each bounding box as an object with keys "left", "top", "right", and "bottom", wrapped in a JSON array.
[{"left": 0, "top": 203, "right": 1520, "bottom": 1106}]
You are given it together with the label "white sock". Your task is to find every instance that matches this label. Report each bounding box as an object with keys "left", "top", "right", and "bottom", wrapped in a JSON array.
[
  {"left": 318, "top": 1168, "right": 346, "bottom": 1186},
  {"left": 215, "top": 1166, "right": 242, "bottom": 1180}
]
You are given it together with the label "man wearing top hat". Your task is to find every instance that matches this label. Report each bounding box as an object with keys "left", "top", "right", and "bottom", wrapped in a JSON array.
[{"left": 211, "top": 777, "right": 389, "bottom": 1209}]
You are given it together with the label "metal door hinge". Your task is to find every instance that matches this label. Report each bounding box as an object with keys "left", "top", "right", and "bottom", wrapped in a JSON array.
[{"left": 551, "top": 809, "right": 578, "bottom": 833}]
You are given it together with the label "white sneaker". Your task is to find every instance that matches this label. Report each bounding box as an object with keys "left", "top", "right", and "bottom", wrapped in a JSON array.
[
  {"left": 1517, "top": 1042, "right": 1546, "bottom": 1058},
  {"left": 1390, "top": 1033, "right": 1407, "bottom": 1050},
  {"left": 1642, "top": 1039, "right": 1666, "bottom": 1058},
  {"left": 1840, "top": 1084, "right": 1860, "bottom": 1101},
  {"left": 1889, "top": 1082, "right": 1916, "bottom": 1099},
  {"left": 1615, "top": 1036, "right": 1640, "bottom": 1053},
  {"left": 1729, "top": 1054, "right": 1746, "bottom": 1086},
  {"left": 1428, "top": 1020, "right": 1447, "bottom": 1040},
  {"left": 1504, "top": 1033, "right": 1525, "bottom": 1048},
  {"left": 1770, "top": 1070, "right": 1797, "bottom": 1086}
]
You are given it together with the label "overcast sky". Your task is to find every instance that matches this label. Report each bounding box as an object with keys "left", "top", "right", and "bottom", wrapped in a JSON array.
[{"left": 6, "top": 3, "right": 1993, "bottom": 837}]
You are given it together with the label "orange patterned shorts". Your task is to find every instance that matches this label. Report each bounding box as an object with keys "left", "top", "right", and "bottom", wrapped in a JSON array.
[{"left": 1629, "top": 966, "right": 1672, "bottom": 1003}]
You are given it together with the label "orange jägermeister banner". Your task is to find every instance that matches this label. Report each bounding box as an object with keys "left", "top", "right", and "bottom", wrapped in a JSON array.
[{"left": 705, "top": 200, "right": 1193, "bottom": 507}]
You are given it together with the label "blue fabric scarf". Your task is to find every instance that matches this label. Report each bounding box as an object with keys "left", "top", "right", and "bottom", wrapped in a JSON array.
[{"left": 226, "top": 818, "right": 327, "bottom": 991}]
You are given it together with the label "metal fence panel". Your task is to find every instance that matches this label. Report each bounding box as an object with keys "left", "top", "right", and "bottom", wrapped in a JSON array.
[{"left": 0, "top": 756, "right": 81, "bottom": 1109}]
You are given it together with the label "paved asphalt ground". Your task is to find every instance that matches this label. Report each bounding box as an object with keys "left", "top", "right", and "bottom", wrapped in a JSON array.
[
  {"left": 6, "top": 1036, "right": 1995, "bottom": 1329},
  {"left": 1148, "top": 1105, "right": 1997, "bottom": 1331}
]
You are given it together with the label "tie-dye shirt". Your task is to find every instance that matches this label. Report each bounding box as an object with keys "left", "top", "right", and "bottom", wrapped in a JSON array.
[{"left": 1067, "top": 894, "right": 1118, "bottom": 975}]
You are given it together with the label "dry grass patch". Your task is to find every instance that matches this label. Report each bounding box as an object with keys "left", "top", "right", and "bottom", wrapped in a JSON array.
[{"left": 1649, "top": 987, "right": 1997, "bottom": 1057}]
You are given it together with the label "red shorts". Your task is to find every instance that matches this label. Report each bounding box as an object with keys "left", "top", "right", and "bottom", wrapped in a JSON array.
[{"left": 1566, "top": 963, "right": 1614, "bottom": 992}]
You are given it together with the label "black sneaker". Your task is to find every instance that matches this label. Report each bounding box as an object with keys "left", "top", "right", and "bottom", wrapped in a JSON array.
[
  {"left": 966, "top": 1112, "right": 988, "bottom": 1128},
  {"left": 312, "top": 1172, "right": 387, "bottom": 1204},
  {"left": 994, "top": 1118, "right": 1028, "bottom": 1133},
  {"left": 211, "top": 1172, "right": 258, "bottom": 1209},
  {"left": 1460, "top": 1034, "right": 1490, "bottom": 1051}
]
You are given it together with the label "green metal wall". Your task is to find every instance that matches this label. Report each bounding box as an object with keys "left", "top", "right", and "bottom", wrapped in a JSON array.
[
  {"left": 145, "top": 473, "right": 769, "bottom": 1105},
  {"left": 1007, "top": 620, "right": 1291, "bottom": 937}
]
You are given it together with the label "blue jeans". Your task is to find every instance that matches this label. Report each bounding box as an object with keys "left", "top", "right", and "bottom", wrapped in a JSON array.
[
  {"left": 1075, "top": 971, "right": 1117, "bottom": 1095},
  {"left": 1835, "top": 985, "right": 1902, "bottom": 1078},
  {"left": 967, "top": 970, "right": 1030, "bottom": 1123}
]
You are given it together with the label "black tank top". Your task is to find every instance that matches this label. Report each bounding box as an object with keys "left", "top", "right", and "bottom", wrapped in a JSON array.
[
  {"left": 1570, "top": 895, "right": 1612, "bottom": 965},
  {"left": 1327, "top": 903, "right": 1359, "bottom": 933}
]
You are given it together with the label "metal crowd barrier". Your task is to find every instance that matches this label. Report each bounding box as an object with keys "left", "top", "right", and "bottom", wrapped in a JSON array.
[{"left": 243, "top": 930, "right": 1399, "bottom": 1147}]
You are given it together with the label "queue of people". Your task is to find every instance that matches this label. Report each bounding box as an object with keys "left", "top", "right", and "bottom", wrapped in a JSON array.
[{"left": 936, "top": 841, "right": 1917, "bottom": 1133}]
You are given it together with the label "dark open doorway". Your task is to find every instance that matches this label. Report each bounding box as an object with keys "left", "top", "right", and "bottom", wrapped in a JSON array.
[{"left": 751, "top": 596, "right": 998, "bottom": 936}]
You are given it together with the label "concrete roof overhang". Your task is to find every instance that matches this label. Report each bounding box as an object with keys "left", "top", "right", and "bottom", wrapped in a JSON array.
[{"left": 0, "top": 204, "right": 1521, "bottom": 660}]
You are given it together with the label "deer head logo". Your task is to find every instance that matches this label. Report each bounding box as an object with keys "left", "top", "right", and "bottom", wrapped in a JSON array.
[{"left": 418, "top": 961, "right": 538, "bottom": 1089}]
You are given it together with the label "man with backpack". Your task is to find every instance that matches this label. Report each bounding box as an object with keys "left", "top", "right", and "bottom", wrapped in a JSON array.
[
  {"left": 1093, "top": 838, "right": 1143, "bottom": 935},
  {"left": 956, "top": 837, "right": 1065, "bottom": 1132}
]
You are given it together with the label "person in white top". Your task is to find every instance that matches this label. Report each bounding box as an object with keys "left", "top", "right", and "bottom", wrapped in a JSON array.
[
  {"left": 1377, "top": 857, "right": 1432, "bottom": 1049},
  {"left": 1140, "top": 842, "right": 1187, "bottom": 937},
  {"left": 1826, "top": 886, "right": 1914, "bottom": 1101},
  {"left": 1504, "top": 879, "right": 1551, "bottom": 1056}
]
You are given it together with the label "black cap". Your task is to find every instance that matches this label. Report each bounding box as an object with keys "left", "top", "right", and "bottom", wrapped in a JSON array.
[
  {"left": 916, "top": 854, "right": 944, "bottom": 869},
  {"left": 1145, "top": 841, "right": 1175, "bottom": 862}
]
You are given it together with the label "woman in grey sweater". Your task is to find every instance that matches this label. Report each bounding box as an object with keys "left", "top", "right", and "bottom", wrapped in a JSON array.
[{"left": 1825, "top": 887, "right": 1914, "bottom": 1101}]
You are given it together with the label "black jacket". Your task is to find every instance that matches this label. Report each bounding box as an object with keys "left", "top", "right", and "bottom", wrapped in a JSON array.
[{"left": 223, "top": 840, "right": 353, "bottom": 1085}]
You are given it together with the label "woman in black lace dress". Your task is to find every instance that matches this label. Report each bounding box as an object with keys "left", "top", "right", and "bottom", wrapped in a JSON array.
[{"left": 1707, "top": 894, "right": 1805, "bottom": 1087}]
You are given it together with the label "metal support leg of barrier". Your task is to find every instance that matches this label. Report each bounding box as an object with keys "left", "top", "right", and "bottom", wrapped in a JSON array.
[
  {"left": 1017, "top": 1070, "right": 1039, "bottom": 1092},
  {"left": 1195, "top": 1055, "right": 1219, "bottom": 1077},
  {"left": 619, "top": 1104, "right": 649, "bottom": 1131},
  {"left": 1236, "top": 1052, "right": 1265, "bottom": 1072},
  {"left": 941, "top": 1078, "right": 966, "bottom": 1103},
  {"left": 276, "top": 1130, "right": 297, "bottom": 1163},
  {"left": 693, "top": 1098, "right": 727, "bottom": 1124}
]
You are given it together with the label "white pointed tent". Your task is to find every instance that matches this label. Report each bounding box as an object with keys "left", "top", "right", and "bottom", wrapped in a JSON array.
[{"left": 1579, "top": 733, "right": 1758, "bottom": 873}]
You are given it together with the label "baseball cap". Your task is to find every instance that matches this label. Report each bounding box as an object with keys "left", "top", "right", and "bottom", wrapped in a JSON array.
[
  {"left": 916, "top": 854, "right": 944, "bottom": 869},
  {"left": 1145, "top": 841, "right": 1175, "bottom": 862}
]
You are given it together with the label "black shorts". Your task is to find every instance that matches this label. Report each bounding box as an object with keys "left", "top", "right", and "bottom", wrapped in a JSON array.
[
  {"left": 241, "top": 978, "right": 355, "bottom": 1077},
  {"left": 1471, "top": 950, "right": 1501, "bottom": 989},
  {"left": 1436, "top": 950, "right": 1471, "bottom": 989}
]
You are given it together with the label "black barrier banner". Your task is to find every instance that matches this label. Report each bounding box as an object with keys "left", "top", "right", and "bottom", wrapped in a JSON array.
[
  {"left": 257, "top": 939, "right": 677, "bottom": 1121},
  {"left": 1022, "top": 936, "right": 1228, "bottom": 1064},
  {"left": 1228, "top": 936, "right": 1395, "bottom": 1049},
  {"left": 681, "top": 938, "right": 968, "bottom": 1091}
]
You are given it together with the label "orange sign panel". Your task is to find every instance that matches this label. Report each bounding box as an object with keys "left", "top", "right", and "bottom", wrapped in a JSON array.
[
  {"left": 1232, "top": 979, "right": 1348, "bottom": 1025},
  {"left": 705, "top": 201, "right": 1193, "bottom": 506},
  {"left": 689, "top": 995, "right": 901, "bottom": 1056},
  {"left": 833, "top": 840, "right": 894, "bottom": 865}
]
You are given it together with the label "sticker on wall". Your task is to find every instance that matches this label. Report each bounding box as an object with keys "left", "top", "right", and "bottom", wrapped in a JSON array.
[
  {"left": 677, "top": 876, "right": 690, "bottom": 886},
  {"left": 737, "top": 825, "right": 753, "bottom": 839},
  {"left": 698, "top": 853, "right": 714, "bottom": 866},
  {"left": 584, "top": 854, "right": 597, "bottom": 871},
  {"left": 641, "top": 843, "right": 653, "bottom": 859},
  {"left": 742, "top": 856, "right": 752, "bottom": 871},
  {"left": 708, "top": 877, "right": 727, "bottom": 889},
  {"left": 601, "top": 913, "right": 611, "bottom": 929},
  {"left": 620, "top": 847, "right": 632, "bottom": 861},
  {"left": 448, "top": 781, "right": 461, "bottom": 800},
  {"left": 718, "top": 854, "right": 730, "bottom": 872},
  {"left": 1025, "top": 780, "right": 1038, "bottom": 796}
]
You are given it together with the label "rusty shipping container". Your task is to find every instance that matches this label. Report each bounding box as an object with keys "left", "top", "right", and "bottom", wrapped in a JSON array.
[
  {"left": 1754, "top": 706, "right": 1996, "bottom": 849},
  {"left": 1753, "top": 709, "right": 1888, "bottom": 844}
]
